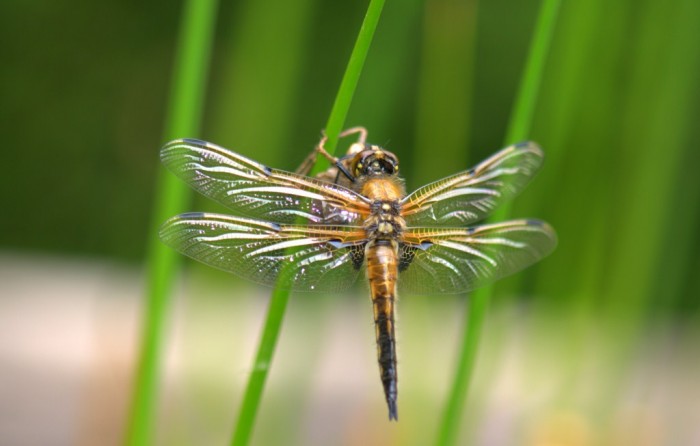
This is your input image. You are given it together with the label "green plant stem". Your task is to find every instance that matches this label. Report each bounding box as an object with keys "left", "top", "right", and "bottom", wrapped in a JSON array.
[
  {"left": 126, "top": 1, "right": 219, "bottom": 445},
  {"left": 311, "top": 0, "right": 387, "bottom": 174},
  {"left": 229, "top": 1, "right": 385, "bottom": 445},
  {"left": 435, "top": 0, "right": 560, "bottom": 444}
]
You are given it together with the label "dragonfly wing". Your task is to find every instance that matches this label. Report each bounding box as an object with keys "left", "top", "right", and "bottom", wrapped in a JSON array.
[
  {"left": 160, "top": 212, "right": 367, "bottom": 292},
  {"left": 161, "top": 139, "right": 371, "bottom": 225},
  {"left": 398, "top": 219, "right": 557, "bottom": 294},
  {"left": 401, "top": 142, "right": 544, "bottom": 226}
]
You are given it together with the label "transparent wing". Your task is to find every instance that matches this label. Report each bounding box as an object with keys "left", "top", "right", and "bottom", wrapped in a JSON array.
[
  {"left": 161, "top": 139, "right": 371, "bottom": 225},
  {"left": 398, "top": 219, "right": 557, "bottom": 294},
  {"left": 400, "top": 142, "right": 544, "bottom": 226},
  {"left": 160, "top": 212, "right": 367, "bottom": 292}
]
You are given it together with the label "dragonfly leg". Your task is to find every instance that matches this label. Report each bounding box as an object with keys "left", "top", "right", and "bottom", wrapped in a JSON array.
[
  {"left": 338, "top": 126, "right": 368, "bottom": 145},
  {"left": 295, "top": 127, "right": 369, "bottom": 182},
  {"left": 295, "top": 133, "right": 340, "bottom": 176}
]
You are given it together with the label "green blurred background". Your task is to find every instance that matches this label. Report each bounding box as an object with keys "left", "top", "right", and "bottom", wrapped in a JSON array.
[{"left": 2, "top": 0, "right": 699, "bottom": 445}]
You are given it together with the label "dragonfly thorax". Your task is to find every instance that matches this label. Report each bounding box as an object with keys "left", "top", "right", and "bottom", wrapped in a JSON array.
[
  {"left": 358, "top": 176, "right": 406, "bottom": 201},
  {"left": 365, "top": 200, "right": 406, "bottom": 240},
  {"left": 159, "top": 134, "right": 557, "bottom": 422}
]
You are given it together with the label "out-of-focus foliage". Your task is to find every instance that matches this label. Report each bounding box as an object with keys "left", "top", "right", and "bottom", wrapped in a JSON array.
[
  {"left": 2, "top": 0, "right": 700, "bottom": 444},
  {"left": 2, "top": 0, "right": 698, "bottom": 309}
]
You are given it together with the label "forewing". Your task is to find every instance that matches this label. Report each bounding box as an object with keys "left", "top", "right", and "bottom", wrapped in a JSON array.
[
  {"left": 160, "top": 212, "right": 367, "bottom": 292},
  {"left": 161, "top": 139, "right": 370, "bottom": 225},
  {"left": 398, "top": 219, "right": 557, "bottom": 294},
  {"left": 401, "top": 142, "right": 544, "bottom": 226}
]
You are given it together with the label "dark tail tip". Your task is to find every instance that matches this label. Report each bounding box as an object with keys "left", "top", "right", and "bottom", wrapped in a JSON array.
[{"left": 388, "top": 399, "right": 398, "bottom": 421}]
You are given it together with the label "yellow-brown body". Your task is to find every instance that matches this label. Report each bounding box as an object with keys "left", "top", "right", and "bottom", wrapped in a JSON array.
[
  {"left": 365, "top": 240, "right": 399, "bottom": 419},
  {"left": 356, "top": 176, "right": 406, "bottom": 420},
  {"left": 161, "top": 136, "right": 558, "bottom": 422},
  {"left": 309, "top": 145, "right": 409, "bottom": 420},
  {"left": 359, "top": 177, "right": 405, "bottom": 201}
]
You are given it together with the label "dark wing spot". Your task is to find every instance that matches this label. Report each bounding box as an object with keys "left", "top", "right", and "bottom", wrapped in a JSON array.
[
  {"left": 350, "top": 244, "right": 365, "bottom": 270},
  {"left": 418, "top": 241, "right": 433, "bottom": 250},
  {"left": 179, "top": 212, "right": 207, "bottom": 219},
  {"left": 525, "top": 219, "right": 545, "bottom": 226},
  {"left": 399, "top": 241, "right": 434, "bottom": 272},
  {"left": 326, "top": 241, "right": 365, "bottom": 270},
  {"left": 182, "top": 138, "right": 207, "bottom": 145},
  {"left": 398, "top": 245, "right": 417, "bottom": 272}
]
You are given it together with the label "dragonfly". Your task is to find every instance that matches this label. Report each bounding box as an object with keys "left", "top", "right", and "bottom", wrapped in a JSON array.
[{"left": 159, "top": 128, "right": 557, "bottom": 421}]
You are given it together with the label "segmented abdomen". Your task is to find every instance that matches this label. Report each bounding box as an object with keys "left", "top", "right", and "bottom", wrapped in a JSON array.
[{"left": 366, "top": 240, "right": 399, "bottom": 420}]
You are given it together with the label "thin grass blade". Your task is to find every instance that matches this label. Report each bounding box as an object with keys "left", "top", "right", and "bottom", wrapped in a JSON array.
[
  {"left": 436, "top": 0, "right": 560, "bottom": 444},
  {"left": 230, "top": 1, "right": 386, "bottom": 445},
  {"left": 126, "top": 0, "right": 219, "bottom": 445}
]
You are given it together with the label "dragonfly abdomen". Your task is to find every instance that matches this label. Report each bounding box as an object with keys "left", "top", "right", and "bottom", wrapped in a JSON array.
[{"left": 366, "top": 240, "right": 399, "bottom": 421}]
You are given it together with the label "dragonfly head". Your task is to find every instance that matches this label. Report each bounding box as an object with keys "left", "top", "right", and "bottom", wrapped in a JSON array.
[{"left": 352, "top": 145, "right": 400, "bottom": 178}]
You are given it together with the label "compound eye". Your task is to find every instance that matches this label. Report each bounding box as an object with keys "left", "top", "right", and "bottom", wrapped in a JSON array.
[
  {"left": 367, "top": 156, "right": 396, "bottom": 175},
  {"left": 351, "top": 149, "right": 400, "bottom": 176},
  {"left": 379, "top": 159, "right": 395, "bottom": 174},
  {"left": 353, "top": 162, "right": 364, "bottom": 177},
  {"left": 352, "top": 151, "right": 374, "bottom": 176},
  {"left": 380, "top": 155, "right": 399, "bottom": 174}
]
